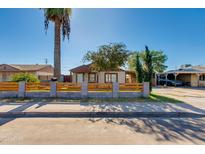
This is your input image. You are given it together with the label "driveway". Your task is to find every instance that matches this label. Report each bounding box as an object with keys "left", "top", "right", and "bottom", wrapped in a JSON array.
[{"left": 153, "top": 87, "right": 205, "bottom": 112}]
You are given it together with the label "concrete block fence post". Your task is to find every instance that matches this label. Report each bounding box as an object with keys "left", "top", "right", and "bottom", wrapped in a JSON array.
[
  {"left": 143, "top": 82, "right": 150, "bottom": 98},
  {"left": 18, "top": 81, "right": 25, "bottom": 98},
  {"left": 112, "top": 82, "right": 119, "bottom": 98},
  {"left": 81, "top": 82, "right": 88, "bottom": 98},
  {"left": 50, "top": 82, "right": 57, "bottom": 97}
]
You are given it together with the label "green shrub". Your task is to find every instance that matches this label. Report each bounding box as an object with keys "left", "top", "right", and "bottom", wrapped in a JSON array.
[{"left": 11, "top": 73, "right": 40, "bottom": 82}]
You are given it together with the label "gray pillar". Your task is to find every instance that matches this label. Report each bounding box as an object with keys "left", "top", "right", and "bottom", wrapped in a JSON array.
[
  {"left": 18, "top": 81, "right": 25, "bottom": 98},
  {"left": 50, "top": 82, "right": 57, "bottom": 97},
  {"left": 143, "top": 82, "right": 150, "bottom": 98},
  {"left": 112, "top": 82, "right": 119, "bottom": 98},
  {"left": 81, "top": 82, "right": 88, "bottom": 98}
]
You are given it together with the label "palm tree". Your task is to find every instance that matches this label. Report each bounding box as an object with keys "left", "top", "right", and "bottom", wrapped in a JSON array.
[{"left": 43, "top": 8, "right": 71, "bottom": 80}]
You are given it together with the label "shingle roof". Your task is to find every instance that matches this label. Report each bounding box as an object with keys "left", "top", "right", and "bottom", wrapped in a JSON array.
[
  {"left": 70, "top": 64, "right": 92, "bottom": 73},
  {"left": 70, "top": 64, "right": 125, "bottom": 73},
  {"left": 6, "top": 64, "right": 52, "bottom": 71}
]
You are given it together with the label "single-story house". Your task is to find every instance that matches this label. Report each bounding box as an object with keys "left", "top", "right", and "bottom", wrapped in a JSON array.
[
  {"left": 69, "top": 64, "right": 136, "bottom": 83},
  {"left": 0, "top": 64, "right": 54, "bottom": 82},
  {"left": 157, "top": 65, "right": 205, "bottom": 87}
]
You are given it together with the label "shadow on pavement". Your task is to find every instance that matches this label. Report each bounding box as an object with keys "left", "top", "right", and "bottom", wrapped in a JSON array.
[{"left": 89, "top": 117, "right": 205, "bottom": 144}]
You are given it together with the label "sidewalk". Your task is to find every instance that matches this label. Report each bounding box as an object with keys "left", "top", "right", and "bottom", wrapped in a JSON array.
[{"left": 0, "top": 101, "right": 205, "bottom": 117}]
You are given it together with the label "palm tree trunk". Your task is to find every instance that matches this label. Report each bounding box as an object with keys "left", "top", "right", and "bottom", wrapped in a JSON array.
[{"left": 54, "top": 19, "right": 61, "bottom": 80}]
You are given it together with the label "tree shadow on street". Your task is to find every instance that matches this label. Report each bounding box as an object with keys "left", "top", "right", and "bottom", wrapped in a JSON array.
[{"left": 89, "top": 117, "right": 205, "bottom": 144}]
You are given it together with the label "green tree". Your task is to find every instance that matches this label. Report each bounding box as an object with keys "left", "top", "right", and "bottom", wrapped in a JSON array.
[
  {"left": 42, "top": 8, "right": 71, "bottom": 80},
  {"left": 83, "top": 43, "right": 130, "bottom": 71},
  {"left": 135, "top": 52, "right": 143, "bottom": 82},
  {"left": 128, "top": 50, "right": 167, "bottom": 73},
  {"left": 11, "top": 73, "right": 39, "bottom": 82},
  {"left": 143, "top": 46, "right": 153, "bottom": 91}
]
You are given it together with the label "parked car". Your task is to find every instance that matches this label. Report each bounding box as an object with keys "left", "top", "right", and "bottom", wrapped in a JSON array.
[{"left": 158, "top": 79, "right": 184, "bottom": 86}]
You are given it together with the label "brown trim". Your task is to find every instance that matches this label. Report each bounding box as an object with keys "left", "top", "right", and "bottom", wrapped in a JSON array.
[{"left": 104, "top": 73, "right": 118, "bottom": 83}]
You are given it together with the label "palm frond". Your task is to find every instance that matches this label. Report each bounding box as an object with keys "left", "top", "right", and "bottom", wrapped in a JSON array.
[{"left": 42, "top": 8, "right": 72, "bottom": 40}]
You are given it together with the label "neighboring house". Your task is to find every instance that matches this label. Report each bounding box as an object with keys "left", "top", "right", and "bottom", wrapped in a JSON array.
[
  {"left": 157, "top": 65, "right": 205, "bottom": 87},
  {"left": 0, "top": 64, "right": 54, "bottom": 81},
  {"left": 69, "top": 64, "right": 136, "bottom": 83}
]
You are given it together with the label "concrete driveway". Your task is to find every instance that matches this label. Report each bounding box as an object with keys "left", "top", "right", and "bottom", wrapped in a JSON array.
[{"left": 153, "top": 87, "right": 205, "bottom": 112}]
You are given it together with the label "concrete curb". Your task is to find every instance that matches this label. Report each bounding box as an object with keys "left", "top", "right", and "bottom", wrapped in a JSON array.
[{"left": 0, "top": 112, "right": 204, "bottom": 118}]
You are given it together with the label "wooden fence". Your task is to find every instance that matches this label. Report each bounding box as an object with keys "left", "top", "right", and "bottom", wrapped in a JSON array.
[
  {"left": 88, "top": 83, "right": 113, "bottom": 92},
  {"left": 0, "top": 82, "right": 19, "bottom": 91},
  {"left": 0, "top": 82, "right": 144, "bottom": 92},
  {"left": 0, "top": 82, "right": 150, "bottom": 98},
  {"left": 119, "top": 83, "right": 143, "bottom": 92},
  {"left": 57, "top": 83, "right": 81, "bottom": 92},
  {"left": 26, "top": 82, "right": 50, "bottom": 92}
]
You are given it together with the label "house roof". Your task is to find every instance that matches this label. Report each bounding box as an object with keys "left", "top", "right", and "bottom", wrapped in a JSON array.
[
  {"left": 70, "top": 64, "right": 125, "bottom": 73},
  {"left": 162, "top": 65, "right": 205, "bottom": 74},
  {"left": 70, "top": 64, "right": 92, "bottom": 73},
  {"left": 0, "top": 64, "right": 53, "bottom": 71}
]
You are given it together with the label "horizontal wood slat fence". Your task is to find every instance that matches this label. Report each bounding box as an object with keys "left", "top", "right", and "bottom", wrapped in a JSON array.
[
  {"left": 26, "top": 82, "right": 50, "bottom": 92},
  {"left": 119, "top": 83, "right": 143, "bottom": 92},
  {"left": 57, "top": 83, "right": 81, "bottom": 92},
  {"left": 0, "top": 82, "right": 19, "bottom": 91},
  {"left": 88, "top": 83, "right": 113, "bottom": 92},
  {"left": 0, "top": 82, "right": 150, "bottom": 98}
]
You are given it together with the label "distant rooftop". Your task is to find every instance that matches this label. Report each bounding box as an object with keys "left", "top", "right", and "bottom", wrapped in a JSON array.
[
  {"left": 0, "top": 64, "right": 53, "bottom": 71},
  {"left": 165, "top": 65, "right": 205, "bottom": 74}
]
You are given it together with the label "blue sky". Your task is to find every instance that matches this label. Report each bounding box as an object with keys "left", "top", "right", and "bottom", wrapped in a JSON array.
[{"left": 0, "top": 8, "right": 205, "bottom": 74}]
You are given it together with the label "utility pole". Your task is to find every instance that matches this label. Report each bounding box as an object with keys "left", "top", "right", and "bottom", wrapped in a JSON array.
[{"left": 44, "top": 58, "right": 48, "bottom": 64}]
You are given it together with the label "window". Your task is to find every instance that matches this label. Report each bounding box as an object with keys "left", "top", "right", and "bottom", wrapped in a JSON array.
[
  {"left": 89, "top": 73, "right": 97, "bottom": 82},
  {"left": 105, "top": 73, "right": 117, "bottom": 83},
  {"left": 76, "top": 73, "right": 83, "bottom": 83},
  {"left": 199, "top": 75, "right": 205, "bottom": 81}
]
